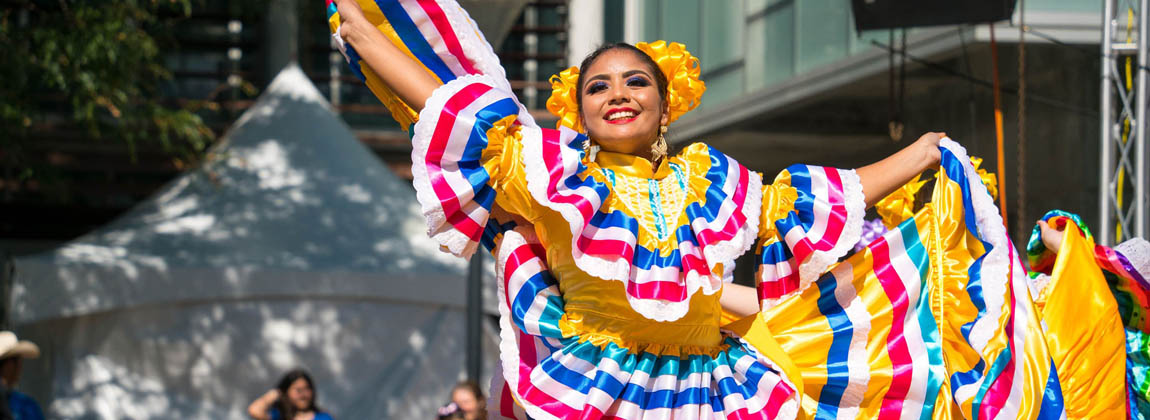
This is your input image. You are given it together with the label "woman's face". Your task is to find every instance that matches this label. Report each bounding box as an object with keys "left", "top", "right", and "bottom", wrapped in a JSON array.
[
  {"left": 286, "top": 378, "right": 314, "bottom": 410},
  {"left": 451, "top": 388, "right": 480, "bottom": 419},
  {"left": 579, "top": 49, "right": 668, "bottom": 158}
]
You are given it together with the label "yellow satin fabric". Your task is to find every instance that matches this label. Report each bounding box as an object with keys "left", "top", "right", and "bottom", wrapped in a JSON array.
[
  {"left": 874, "top": 157, "right": 998, "bottom": 231},
  {"left": 874, "top": 174, "right": 927, "bottom": 229},
  {"left": 328, "top": 0, "right": 431, "bottom": 130},
  {"left": 546, "top": 67, "right": 582, "bottom": 131},
  {"left": 484, "top": 122, "right": 811, "bottom": 355},
  {"left": 763, "top": 161, "right": 1058, "bottom": 419},
  {"left": 1034, "top": 223, "right": 1126, "bottom": 418},
  {"left": 723, "top": 313, "right": 809, "bottom": 420},
  {"left": 635, "top": 41, "right": 705, "bottom": 124}
]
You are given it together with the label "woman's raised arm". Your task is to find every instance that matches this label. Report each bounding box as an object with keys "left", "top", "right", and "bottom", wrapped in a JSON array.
[
  {"left": 856, "top": 132, "right": 944, "bottom": 208},
  {"left": 334, "top": 0, "right": 440, "bottom": 111}
]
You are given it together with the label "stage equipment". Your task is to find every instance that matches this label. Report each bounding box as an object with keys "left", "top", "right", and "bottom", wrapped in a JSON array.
[
  {"left": 1100, "top": 0, "right": 1150, "bottom": 245},
  {"left": 850, "top": 0, "right": 1017, "bottom": 31}
]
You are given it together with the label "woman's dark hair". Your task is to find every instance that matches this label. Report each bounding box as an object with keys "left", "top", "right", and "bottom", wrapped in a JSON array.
[
  {"left": 575, "top": 43, "right": 669, "bottom": 113},
  {"left": 274, "top": 369, "right": 320, "bottom": 419},
  {"left": 452, "top": 380, "right": 485, "bottom": 401},
  {"left": 451, "top": 380, "right": 486, "bottom": 419}
]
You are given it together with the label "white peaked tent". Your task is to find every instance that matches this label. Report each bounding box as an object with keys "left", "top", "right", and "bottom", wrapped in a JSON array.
[{"left": 10, "top": 65, "right": 498, "bottom": 419}]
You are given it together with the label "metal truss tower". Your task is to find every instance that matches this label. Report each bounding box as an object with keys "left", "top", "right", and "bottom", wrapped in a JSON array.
[{"left": 1101, "top": 0, "right": 1150, "bottom": 245}]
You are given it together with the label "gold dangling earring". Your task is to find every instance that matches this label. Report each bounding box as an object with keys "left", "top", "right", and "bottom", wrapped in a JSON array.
[
  {"left": 583, "top": 139, "right": 600, "bottom": 163},
  {"left": 652, "top": 125, "right": 669, "bottom": 162},
  {"left": 579, "top": 119, "right": 599, "bottom": 163}
]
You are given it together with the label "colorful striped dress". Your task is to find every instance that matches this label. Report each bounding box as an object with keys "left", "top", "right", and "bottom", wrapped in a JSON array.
[
  {"left": 1026, "top": 211, "right": 1150, "bottom": 419},
  {"left": 325, "top": 1, "right": 1106, "bottom": 418}
]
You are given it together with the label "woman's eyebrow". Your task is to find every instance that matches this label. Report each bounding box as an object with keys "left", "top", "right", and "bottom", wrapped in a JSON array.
[
  {"left": 585, "top": 73, "right": 611, "bottom": 84},
  {"left": 584, "top": 69, "right": 653, "bottom": 86}
]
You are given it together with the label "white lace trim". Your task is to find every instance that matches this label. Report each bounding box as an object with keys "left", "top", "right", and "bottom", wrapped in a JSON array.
[
  {"left": 405, "top": 1, "right": 541, "bottom": 258},
  {"left": 522, "top": 126, "right": 701, "bottom": 321},
  {"left": 519, "top": 133, "right": 761, "bottom": 321},
  {"left": 938, "top": 138, "right": 1011, "bottom": 359},
  {"left": 494, "top": 229, "right": 796, "bottom": 419},
  {"left": 1028, "top": 273, "right": 1052, "bottom": 301},
  {"left": 1117, "top": 237, "right": 1150, "bottom": 280},
  {"left": 761, "top": 168, "right": 866, "bottom": 310},
  {"left": 331, "top": 25, "right": 350, "bottom": 63},
  {"left": 702, "top": 170, "right": 764, "bottom": 282},
  {"left": 491, "top": 227, "right": 563, "bottom": 420},
  {"left": 434, "top": 0, "right": 537, "bottom": 128},
  {"left": 411, "top": 74, "right": 502, "bottom": 258},
  {"left": 518, "top": 126, "right": 620, "bottom": 277},
  {"left": 835, "top": 262, "right": 873, "bottom": 416},
  {"left": 734, "top": 334, "right": 802, "bottom": 420}
]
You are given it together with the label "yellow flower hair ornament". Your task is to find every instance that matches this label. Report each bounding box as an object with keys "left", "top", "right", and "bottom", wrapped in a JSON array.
[
  {"left": 547, "top": 67, "right": 583, "bottom": 131},
  {"left": 546, "top": 41, "right": 706, "bottom": 131}
]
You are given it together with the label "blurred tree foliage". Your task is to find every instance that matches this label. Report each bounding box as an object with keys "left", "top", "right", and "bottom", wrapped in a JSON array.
[{"left": 0, "top": 0, "right": 262, "bottom": 184}]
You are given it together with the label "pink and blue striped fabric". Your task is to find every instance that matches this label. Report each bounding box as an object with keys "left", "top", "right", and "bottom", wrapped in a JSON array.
[
  {"left": 327, "top": 0, "right": 535, "bottom": 130},
  {"left": 326, "top": 2, "right": 1070, "bottom": 417},
  {"left": 756, "top": 164, "right": 864, "bottom": 311},
  {"left": 408, "top": 75, "right": 522, "bottom": 258},
  {"left": 409, "top": 70, "right": 769, "bottom": 321},
  {"left": 518, "top": 130, "right": 764, "bottom": 321},
  {"left": 763, "top": 140, "right": 1066, "bottom": 419},
  {"left": 327, "top": 0, "right": 477, "bottom": 82},
  {"left": 328, "top": 0, "right": 765, "bottom": 321},
  {"left": 490, "top": 226, "right": 800, "bottom": 420}
]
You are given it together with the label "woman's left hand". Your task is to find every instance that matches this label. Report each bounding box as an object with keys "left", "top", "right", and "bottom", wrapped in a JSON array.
[
  {"left": 1038, "top": 220, "right": 1066, "bottom": 254},
  {"left": 858, "top": 131, "right": 946, "bottom": 208},
  {"left": 912, "top": 131, "right": 944, "bottom": 172}
]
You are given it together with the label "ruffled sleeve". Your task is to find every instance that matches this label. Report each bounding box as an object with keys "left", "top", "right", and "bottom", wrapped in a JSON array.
[
  {"left": 327, "top": 0, "right": 557, "bottom": 257},
  {"left": 411, "top": 75, "right": 547, "bottom": 258},
  {"left": 755, "top": 164, "right": 866, "bottom": 310}
]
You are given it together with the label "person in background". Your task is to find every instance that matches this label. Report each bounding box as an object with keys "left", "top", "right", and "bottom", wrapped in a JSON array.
[
  {"left": 247, "top": 369, "right": 333, "bottom": 420},
  {"left": 0, "top": 331, "right": 42, "bottom": 420},
  {"left": 449, "top": 381, "right": 485, "bottom": 420},
  {"left": 436, "top": 401, "right": 464, "bottom": 420},
  {"left": 1029, "top": 210, "right": 1150, "bottom": 419}
]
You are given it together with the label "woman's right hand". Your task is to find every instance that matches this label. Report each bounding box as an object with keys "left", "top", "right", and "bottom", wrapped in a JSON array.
[
  {"left": 329, "top": 0, "right": 441, "bottom": 111},
  {"left": 248, "top": 389, "right": 282, "bottom": 419},
  {"left": 334, "top": 0, "right": 371, "bottom": 45}
]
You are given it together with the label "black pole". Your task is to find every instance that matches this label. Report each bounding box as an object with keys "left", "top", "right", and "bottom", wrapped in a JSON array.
[{"left": 465, "top": 251, "right": 483, "bottom": 382}]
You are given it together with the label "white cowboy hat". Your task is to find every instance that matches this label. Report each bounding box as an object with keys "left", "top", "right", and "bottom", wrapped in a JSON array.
[{"left": 0, "top": 332, "right": 39, "bottom": 360}]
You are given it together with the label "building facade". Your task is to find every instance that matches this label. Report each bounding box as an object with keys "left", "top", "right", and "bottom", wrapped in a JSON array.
[{"left": 570, "top": 0, "right": 1103, "bottom": 248}]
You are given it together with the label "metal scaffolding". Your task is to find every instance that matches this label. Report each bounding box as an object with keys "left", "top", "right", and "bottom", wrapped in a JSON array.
[{"left": 1101, "top": 0, "right": 1150, "bottom": 245}]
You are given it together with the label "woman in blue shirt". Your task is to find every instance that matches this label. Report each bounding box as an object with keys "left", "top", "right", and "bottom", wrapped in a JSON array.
[{"left": 247, "top": 369, "right": 333, "bottom": 420}]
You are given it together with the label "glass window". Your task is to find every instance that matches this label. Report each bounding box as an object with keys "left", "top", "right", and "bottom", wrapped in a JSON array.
[
  {"left": 763, "top": 3, "right": 795, "bottom": 86},
  {"left": 849, "top": 27, "right": 889, "bottom": 55},
  {"left": 702, "top": 1, "right": 744, "bottom": 72},
  {"left": 745, "top": 16, "right": 767, "bottom": 92},
  {"left": 796, "top": 0, "right": 849, "bottom": 72},
  {"left": 644, "top": 0, "right": 661, "bottom": 42},
  {"left": 746, "top": 0, "right": 768, "bottom": 15},
  {"left": 1029, "top": 0, "right": 1101, "bottom": 13},
  {"left": 661, "top": 0, "right": 699, "bottom": 53},
  {"left": 603, "top": 0, "right": 625, "bottom": 43},
  {"left": 701, "top": 67, "right": 744, "bottom": 109}
]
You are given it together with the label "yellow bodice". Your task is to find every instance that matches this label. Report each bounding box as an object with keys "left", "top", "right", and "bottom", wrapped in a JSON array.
[{"left": 530, "top": 149, "right": 726, "bottom": 353}]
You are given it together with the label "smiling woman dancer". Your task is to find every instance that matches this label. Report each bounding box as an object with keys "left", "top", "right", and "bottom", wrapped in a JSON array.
[{"left": 326, "top": 0, "right": 1081, "bottom": 418}]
